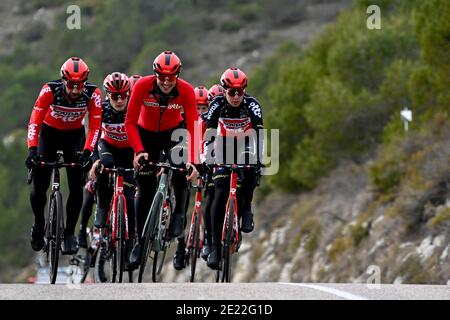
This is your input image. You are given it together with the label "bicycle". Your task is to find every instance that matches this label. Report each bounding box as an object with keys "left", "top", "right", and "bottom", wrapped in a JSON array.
[
  {"left": 27, "top": 150, "right": 84, "bottom": 284},
  {"left": 185, "top": 176, "right": 205, "bottom": 282},
  {"left": 137, "top": 161, "right": 188, "bottom": 283},
  {"left": 94, "top": 166, "right": 135, "bottom": 283},
  {"left": 212, "top": 164, "right": 261, "bottom": 283}
]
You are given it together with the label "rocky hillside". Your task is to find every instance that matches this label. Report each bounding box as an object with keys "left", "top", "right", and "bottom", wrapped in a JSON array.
[{"left": 164, "top": 115, "right": 450, "bottom": 284}]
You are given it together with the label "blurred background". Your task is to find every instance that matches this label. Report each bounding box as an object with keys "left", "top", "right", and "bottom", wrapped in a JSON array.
[{"left": 0, "top": 0, "right": 449, "bottom": 284}]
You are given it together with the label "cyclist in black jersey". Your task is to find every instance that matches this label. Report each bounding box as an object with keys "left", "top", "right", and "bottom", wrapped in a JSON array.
[{"left": 202, "top": 68, "right": 264, "bottom": 270}]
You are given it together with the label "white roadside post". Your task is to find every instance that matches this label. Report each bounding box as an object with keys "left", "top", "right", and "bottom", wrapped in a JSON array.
[{"left": 400, "top": 107, "right": 412, "bottom": 132}]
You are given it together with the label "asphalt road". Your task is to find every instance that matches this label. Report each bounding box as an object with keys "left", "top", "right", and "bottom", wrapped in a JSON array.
[{"left": 1, "top": 282, "right": 450, "bottom": 300}]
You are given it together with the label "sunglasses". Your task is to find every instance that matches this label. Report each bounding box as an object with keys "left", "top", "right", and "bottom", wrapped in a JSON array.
[
  {"left": 226, "top": 88, "right": 245, "bottom": 97},
  {"left": 156, "top": 72, "right": 178, "bottom": 82},
  {"left": 109, "top": 91, "right": 129, "bottom": 101},
  {"left": 63, "top": 79, "right": 85, "bottom": 90}
]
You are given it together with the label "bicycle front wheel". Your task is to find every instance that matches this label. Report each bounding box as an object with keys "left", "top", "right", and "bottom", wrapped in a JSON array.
[
  {"left": 48, "top": 191, "right": 63, "bottom": 284},
  {"left": 138, "top": 192, "right": 163, "bottom": 283},
  {"left": 116, "top": 196, "right": 126, "bottom": 283},
  {"left": 222, "top": 199, "right": 235, "bottom": 283}
]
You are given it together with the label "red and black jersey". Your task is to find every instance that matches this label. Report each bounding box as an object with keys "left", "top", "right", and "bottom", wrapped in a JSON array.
[
  {"left": 203, "top": 95, "right": 264, "bottom": 163},
  {"left": 125, "top": 75, "right": 199, "bottom": 162},
  {"left": 27, "top": 79, "right": 102, "bottom": 152},
  {"left": 99, "top": 100, "right": 130, "bottom": 149},
  {"left": 205, "top": 95, "right": 263, "bottom": 136}
]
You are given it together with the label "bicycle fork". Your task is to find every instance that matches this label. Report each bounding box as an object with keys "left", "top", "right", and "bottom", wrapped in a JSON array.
[{"left": 222, "top": 171, "right": 239, "bottom": 253}]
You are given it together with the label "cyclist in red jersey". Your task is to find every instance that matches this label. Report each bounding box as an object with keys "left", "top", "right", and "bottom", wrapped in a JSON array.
[
  {"left": 125, "top": 51, "right": 199, "bottom": 271},
  {"left": 26, "top": 57, "right": 102, "bottom": 254}
]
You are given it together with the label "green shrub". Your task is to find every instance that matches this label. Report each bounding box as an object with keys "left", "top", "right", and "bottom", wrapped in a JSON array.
[
  {"left": 349, "top": 223, "right": 369, "bottom": 246},
  {"left": 220, "top": 20, "right": 242, "bottom": 33}
]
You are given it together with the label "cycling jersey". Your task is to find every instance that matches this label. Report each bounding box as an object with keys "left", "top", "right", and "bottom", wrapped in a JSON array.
[
  {"left": 27, "top": 79, "right": 102, "bottom": 152},
  {"left": 204, "top": 95, "right": 264, "bottom": 163},
  {"left": 125, "top": 75, "right": 198, "bottom": 162},
  {"left": 100, "top": 100, "right": 130, "bottom": 149}
]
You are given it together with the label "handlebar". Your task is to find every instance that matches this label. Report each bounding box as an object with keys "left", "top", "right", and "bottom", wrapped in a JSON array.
[
  {"left": 99, "top": 167, "right": 135, "bottom": 174},
  {"left": 35, "top": 161, "right": 85, "bottom": 168},
  {"left": 26, "top": 159, "right": 85, "bottom": 184},
  {"left": 137, "top": 157, "right": 190, "bottom": 173},
  {"left": 207, "top": 163, "right": 262, "bottom": 171}
]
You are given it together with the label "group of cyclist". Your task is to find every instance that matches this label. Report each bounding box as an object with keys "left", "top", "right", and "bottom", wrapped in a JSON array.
[{"left": 25, "top": 50, "right": 264, "bottom": 277}]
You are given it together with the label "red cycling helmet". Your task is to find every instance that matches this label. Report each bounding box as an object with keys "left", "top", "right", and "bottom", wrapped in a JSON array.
[
  {"left": 129, "top": 74, "right": 142, "bottom": 90},
  {"left": 208, "top": 84, "right": 224, "bottom": 101},
  {"left": 60, "top": 57, "right": 89, "bottom": 82},
  {"left": 153, "top": 51, "right": 182, "bottom": 75},
  {"left": 103, "top": 72, "right": 130, "bottom": 93},
  {"left": 220, "top": 67, "right": 248, "bottom": 89},
  {"left": 194, "top": 86, "right": 209, "bottom": 105}
]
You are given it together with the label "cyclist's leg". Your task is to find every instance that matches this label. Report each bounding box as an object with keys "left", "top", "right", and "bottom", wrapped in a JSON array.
[
  {"left": 78, "top": 181, "right": 95, "bottom": 247},
  {"left": 94, "top": 140, "right": 115, "bottom": 228},
  {"left": 207, "top": 169, "right": 230, "bottom": 269},
  {"left": 116, "top": 147, "right": 136, "bottom": 240},
  {"left": 63, "top": 127, "right": 85, "bottom": 237},
  {"left": 135, "top": 127, "right": 162, "bottom": 239},
  {"left": 79, "top": 180, "right": 95, "bottom": 230},
  {"left": 165, "top": 134, "right": 189, "bottom": 238},
  {"left": 237, "top": 147, "right": 258, "bottom": 233},
  {"left": 201, "top": 176, "right": 215, "bottom": 260},
  {"left": 30, "top": 125, "right": 57, "bottom": 248}
]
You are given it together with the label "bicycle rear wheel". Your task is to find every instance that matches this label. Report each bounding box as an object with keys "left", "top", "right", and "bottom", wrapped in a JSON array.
[
  {"left": 138, "top": 193, "right": 163, "bottom": 283},
  {"left": 108, "top": 218, "right": 118, "bottom": 282},
  {"left": 48, "top": 191, "right": 63, "bottom": 284},
  {"left": 152, "top": 240, "right": 169, "bottom": 282},
  {"left": 189, "top": 213, "right": 201, "bottom": 282},
  {"left": 94, "top": 243, "right": 109, "bottom": 283},
  {"left": 79, "top": 249, "right": 91, "bottom": 283}
]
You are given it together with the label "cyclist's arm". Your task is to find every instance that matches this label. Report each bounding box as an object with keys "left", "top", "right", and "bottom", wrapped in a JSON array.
[
  {"left": 84, "top": 88, "right": 102, "bottom": 152},
  {"left": 27, "top": 84, "right": 53, "bottom": 149},
  {"left": 198, "top": 117, "right": 207, "bottom": 163},
  {"left": 91, "top": 137, "right": 100, "bottom": 162},
  {"left": 125, "top": 79, "right": 145, "bottom": 155},
  {"left": 181, "top": 84, "right": 199, "bottom": 164},
  {"left": 202, "top": 100, "right": 221, "bottom": 164},
  {"left": 248, "top": 98, "right": 264, "bottom": 163}
]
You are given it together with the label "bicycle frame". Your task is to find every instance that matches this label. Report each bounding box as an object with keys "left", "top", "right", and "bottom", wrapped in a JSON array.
[
  {"left": 144, "top": 167, "right": 172, "bottom": 252},
  {"left": 37, "top": 152, "right": 84, "bottom": 240},
  {"left": 217, "top": 164, "right": 260, "bottom": 253},
  {"left": 102, "top": 167, "right": 134, "bottom": 247}
]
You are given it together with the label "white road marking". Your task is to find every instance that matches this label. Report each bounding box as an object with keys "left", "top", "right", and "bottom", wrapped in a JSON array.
[{"left": 279, "top": 283, "right": 369, "bottom": 300}]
